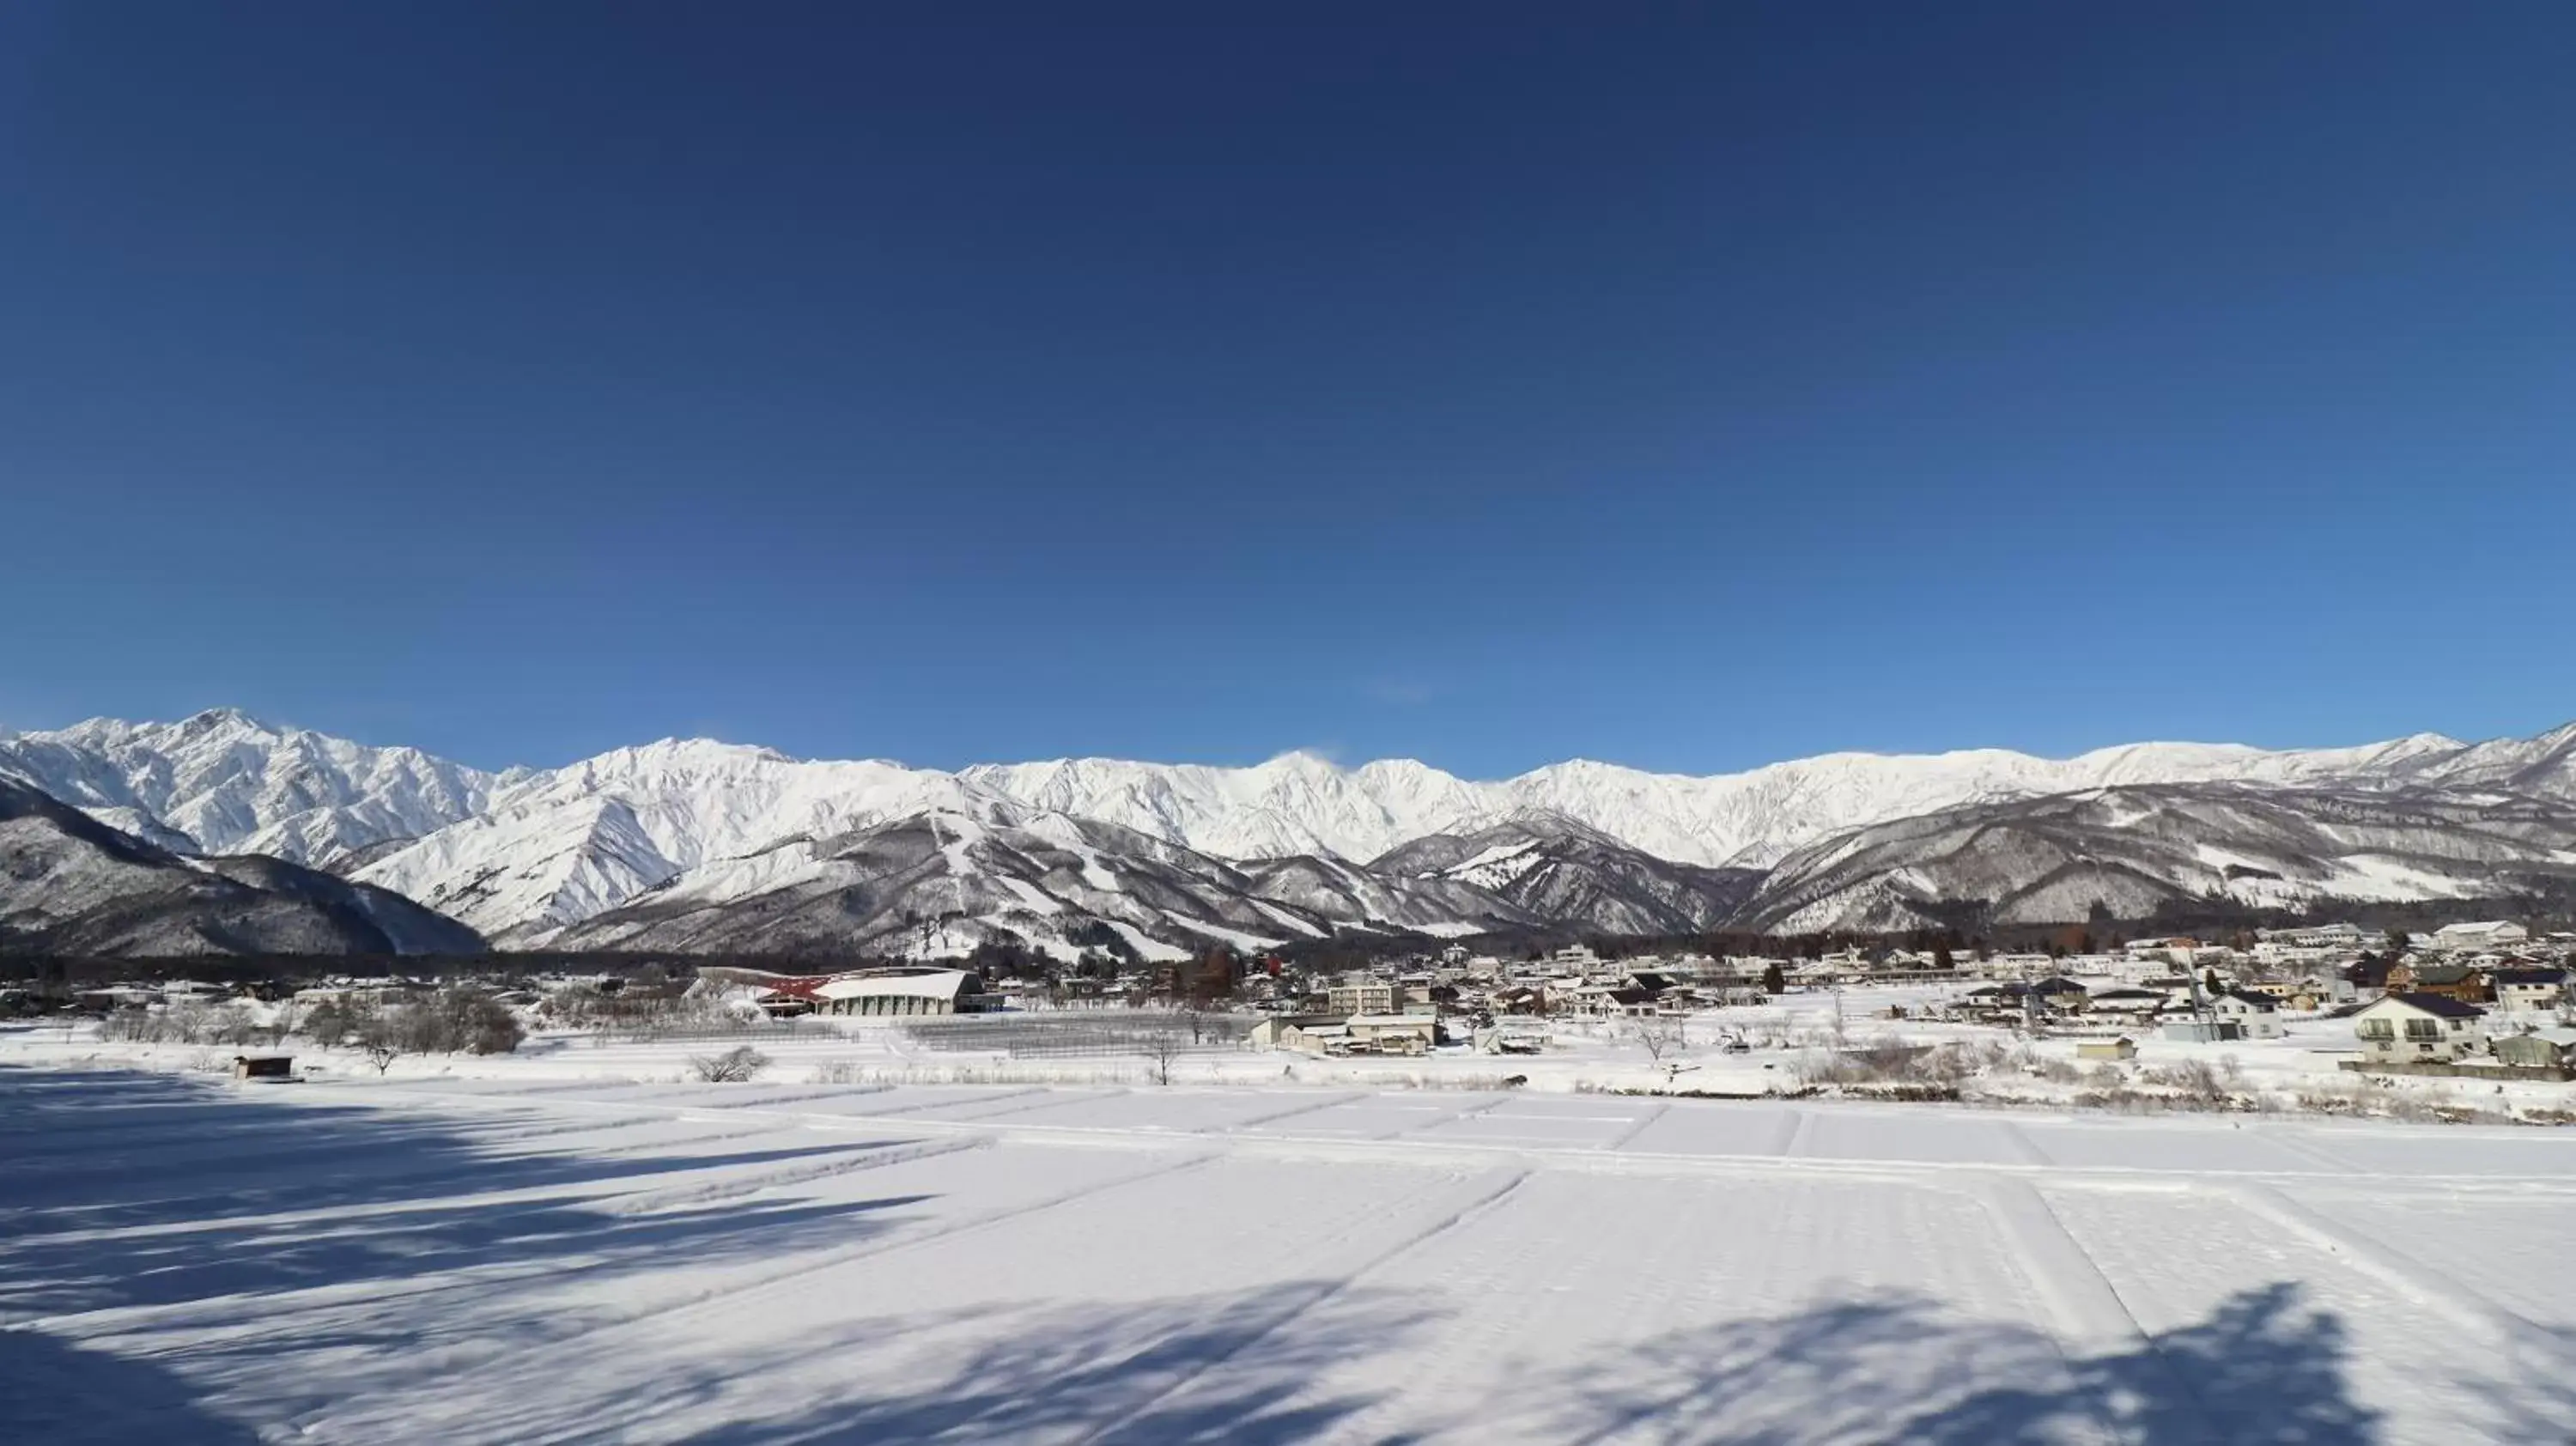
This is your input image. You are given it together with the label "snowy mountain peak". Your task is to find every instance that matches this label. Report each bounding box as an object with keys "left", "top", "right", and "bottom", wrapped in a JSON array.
[{"left": 15, "top": 709, "right": 2576, "bottom": 945}]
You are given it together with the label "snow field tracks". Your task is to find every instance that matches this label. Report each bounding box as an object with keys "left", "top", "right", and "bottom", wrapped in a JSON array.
[{"left": 16, "top": 1070, "right": 2576, "bottom": 1443}]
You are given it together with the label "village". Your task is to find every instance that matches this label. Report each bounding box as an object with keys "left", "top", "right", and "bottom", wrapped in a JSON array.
[
  {"left": 1175, "top": 919, "right": 2576, "bottom": 1081},
  {"left": 18, "top": 917, "right": 2576, "bottom": 1121}
]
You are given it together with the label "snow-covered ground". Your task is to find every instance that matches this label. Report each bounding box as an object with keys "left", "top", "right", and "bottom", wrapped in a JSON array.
[
  {"left": 7, "top": 1042, "right": 2576, "bottom": 1443},
  {"left": 12, "top": 982, "right": 2573, "bottom": 1117}
]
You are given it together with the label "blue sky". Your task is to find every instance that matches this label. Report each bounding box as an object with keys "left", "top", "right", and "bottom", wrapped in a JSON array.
[{"left": 4, "top": 3, "right": 2572, "bottom": 776}]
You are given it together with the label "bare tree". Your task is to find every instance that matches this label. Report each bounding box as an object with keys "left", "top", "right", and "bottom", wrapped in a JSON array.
[
  {"left": 690, "top": 1046, "right": 771, "bottom": 1083},
  {"left": 350, "top": 1004, "right": 404, "bottom": 1076},
  {"left": 1144, "top": 1028, "right": 1182, "bottom": 1086},
  {"left": 1631, "top": 1016, "right": 1688, "bottom": 1064}
]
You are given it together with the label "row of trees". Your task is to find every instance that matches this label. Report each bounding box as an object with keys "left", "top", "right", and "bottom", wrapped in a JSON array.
[{"left": 304, "top": 989, "right": 524, "bottom": 1069}]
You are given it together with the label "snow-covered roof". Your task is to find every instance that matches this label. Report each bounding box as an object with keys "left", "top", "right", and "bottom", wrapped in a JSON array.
[{"left": 812, "top": 969, "right": 975, "bottom": 1002}]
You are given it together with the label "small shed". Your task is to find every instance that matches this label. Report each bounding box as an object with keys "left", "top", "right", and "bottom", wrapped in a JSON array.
[
  {"left": 2076, "top": 1036, "right": 2138, "bottom": 1062},
  {"left": 2493, "top": 1028, "right": 2576, "bottom": 1071},
  {"left": 233, "top": 1054, "right": 295, "bottom": 1082}
]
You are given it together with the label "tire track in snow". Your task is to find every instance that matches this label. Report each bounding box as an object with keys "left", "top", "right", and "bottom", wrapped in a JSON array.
[
  {"left": 1999, "top": 1119, "right": 2053, "bottom": 1167},
  {"left": 598, "top": 1135, "right": 990, "bottom": 1215},
  {"left": 295, "top": 1145, "right": 1231, "bottom": 1441},
  {"left": 799, "top": 1084, "right": 1053, "bottom": 1117},
  {"left": 1068, "top": 1166, "right": 1534, "bottom": 1446},
  {"left": 1778, "top": 1107, "right": 1814, "bottom": 1157},
  {"left": 2221, "top": 1182, "right": 2561, "bottom": 1353},
  {"left": 1965, "top": 1173, "right": 2196, "bottom": 1444},
  {"left": 1210, "top": 1090, "right": 1368, "bottom": 1134},
  {"left": 1379, "top": 1091, "right": 1511, "bottom": 1141},
  {"left": 1600, "top": 1098, "right": 1672, "bottom": 1151}
]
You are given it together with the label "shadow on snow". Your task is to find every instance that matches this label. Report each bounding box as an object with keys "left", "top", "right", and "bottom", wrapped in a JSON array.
[
  {"left": 7, "top": 1067, "right": 2576, "bottom": 1443},
  {"left": 0, "top": 1066, "right": 932, "bottom": 1438}
]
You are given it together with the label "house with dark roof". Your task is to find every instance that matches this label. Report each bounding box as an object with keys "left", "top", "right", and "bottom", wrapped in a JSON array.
[
  {"left": 2488, "top": 967, "right": 2571, "bottom": 1017},
  {"left": 2341, "top": 955, "right": 2393, "bottom": 997},
  {"left": 2384, "top": 960, "right": 2490, "bottom": 1004},
  {"left": 2352, "top": 992, "right": 2488, "bottom": 1065},
  {"left": 2083, "top": 987, "right": 2169, "bottom": 1024},
  {"left": 2208, "top": 987, "right": 2285, "bottom": 1039}
]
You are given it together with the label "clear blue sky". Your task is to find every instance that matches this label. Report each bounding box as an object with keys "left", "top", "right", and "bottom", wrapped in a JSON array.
[{"left": 4, "top": 3, "right": 2572, "bottom": 777}]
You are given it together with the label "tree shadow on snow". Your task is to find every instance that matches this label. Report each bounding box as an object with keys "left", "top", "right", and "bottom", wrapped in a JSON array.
[
  {"left": 659, "top": 1287, "right": 1444, "bottom": 1446},
  {"left": 0, "top": 1327, "right": 261, "bottom": 1445},
  {"left": 1501, "top": 1282, "right": 2576, "bottom": 1445},
  {"left": 0, "top": 1066, "right": 942, "bottom": 1438},
  {"left": 690, "top": 1282, "right": 2576, "bottom": 1445}
]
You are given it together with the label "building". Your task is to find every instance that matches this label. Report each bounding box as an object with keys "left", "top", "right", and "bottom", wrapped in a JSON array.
[
  {"left": 2385, "top": 961, "right": 2489, "bottom": 1004},
  {"left": 2492, "top": 1027, "right": 2576, "bottom": 1072},
  {"left": 2084, "top": 987, "right": 2168, "bottom": 1023},
  {"left": 1326, "top": 976, "right": 1397, "bottom": 1017},
  {"left": 2429, "top": 921, "right": 2530, "bottom": 954},
  {"left": 2076, "top": 1037, "right": 2138, "bottom": 1062},
  {"left": 2208, "top": 988, "right": 2285, "bottom": 1040},
  {"left": 811, "top": 969, "right": 992, "bottom": 1017},
  {"left": 2261, "top": 923, "right": 2366, "bottom": 951},
  {"left": 1247, "top": 1014, "right": 1348, "bottom": 1055},
  {"left": 2488, "top": 968, "right": 2570, "bottom": 1016},
  {"left": 1344, "top": 1014, "right": 1439, "bottom": 1055},
  {"left": 2351, "top": 993, "right": 2488, "bottom": 1064}
]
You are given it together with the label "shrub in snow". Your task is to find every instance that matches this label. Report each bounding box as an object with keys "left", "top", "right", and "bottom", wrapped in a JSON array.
[{"left": 690, "top": 1046, "right": 770, "bottom": 1083}]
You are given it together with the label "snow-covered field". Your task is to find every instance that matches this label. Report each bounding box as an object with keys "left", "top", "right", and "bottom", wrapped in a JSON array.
[{"left": 8, "top": 1049, "right": 2576, "bottom": 1443}]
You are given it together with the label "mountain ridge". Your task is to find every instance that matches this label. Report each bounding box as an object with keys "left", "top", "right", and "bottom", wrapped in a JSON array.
[{"left": 10, "top": 711, "right": 2576, "bottom": 951}]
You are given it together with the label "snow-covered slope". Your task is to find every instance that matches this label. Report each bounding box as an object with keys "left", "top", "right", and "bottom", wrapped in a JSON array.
[
  {"left": 22, "top": 710, "right": 2576, "bottom": 944},
  {"left": 966, "top": 732, "right": 2505, "bottom": 870},
  {"left": 543, "top": 807, "right": 1534, "bottom": 958},
  {"left": 353, "top": 740, "right": 1000, "bottom": 940},
  {"left": 0, "top": 709, "right": 505, "bottom": 867},
  {"left": 1370, "top": 812, "right": 1765, "bottom": 937},
  {"left": 0, "top": 777, "right": 483, "bottom": 957},
  {"left": 1732, "top": 782, "right": 2576, "bottom": 934}
]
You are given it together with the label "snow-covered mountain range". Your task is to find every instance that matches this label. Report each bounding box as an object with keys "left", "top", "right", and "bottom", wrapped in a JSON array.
[
  {"left": 0, "top": 710, "right": 512, "bottom": 866},
  {"left": 6, "top": 709, "right": 2576, "bottom": 953}
]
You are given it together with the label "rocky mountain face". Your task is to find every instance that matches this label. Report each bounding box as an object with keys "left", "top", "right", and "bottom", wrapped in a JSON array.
[
  {"left": 1731, "top": 782, "right": 2576, "bottom": 935},
  {"left": 0, "top": 777, "right": 484, "bottom": 957}
]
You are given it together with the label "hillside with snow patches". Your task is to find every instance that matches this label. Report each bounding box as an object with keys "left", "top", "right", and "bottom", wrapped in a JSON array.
[
  {"left": 7, "top": 709, "right": 2576, "bottom": 951},
  {"left": 1732, "top": 781, "right": 2576, "bottom": 935},
  {"left": 0, "top": 776, "right": 483, "bottom": 957}
]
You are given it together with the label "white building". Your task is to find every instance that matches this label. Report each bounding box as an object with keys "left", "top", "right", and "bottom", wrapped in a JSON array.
[
  {"left": 2260, "top": 923, "right": 2365, "bottom": 951},
  {"left": 2208, "top": 988, "right": 2284, "bottom": 1040},
  {"left": 811, "top": 969, "right": 989, "bottom": 1017},
  {"left": 2488, "top": 968, "right": 2571, "bottom": 1017},
  {"left": 1326, "top": 976, "right": 1396, "bottom": 1017},
  {"left": 2429, "top": 921, "right": 2530, "bottom": 954},
  {"left": 2352, "top": 993, "right": 2488, "bottom": 1064}
]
